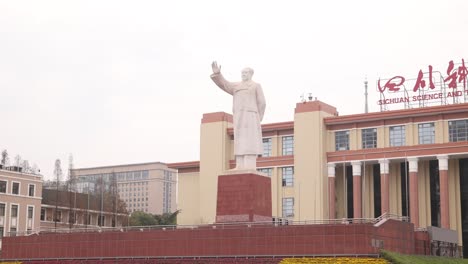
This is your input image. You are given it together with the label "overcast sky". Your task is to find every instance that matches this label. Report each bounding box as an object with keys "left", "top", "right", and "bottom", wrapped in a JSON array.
[{"left": 1, "top": 0, "right": 467, "bottom": 180}]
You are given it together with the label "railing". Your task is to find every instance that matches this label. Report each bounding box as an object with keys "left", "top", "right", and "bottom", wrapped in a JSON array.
[
  {"left": 374, "top": 212, "right": 409, "bottom": 224},
  {"left": 5, "top": 213, "right": 410, "bottom": 237}
]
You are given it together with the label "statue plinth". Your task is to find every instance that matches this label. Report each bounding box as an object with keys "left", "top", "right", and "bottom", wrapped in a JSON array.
[{"left": 215, "top": 171, "right": 272, "bottom": 223}]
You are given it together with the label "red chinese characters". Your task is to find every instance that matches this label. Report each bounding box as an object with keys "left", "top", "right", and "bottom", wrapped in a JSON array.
[
  {"left": 413, "top": 65, "right": 435, "bottom": 92},
  {"left": 444, "top": 59, "right": 468, "bottom": 89},
  {"left": 378, "top": 76, "right": 405, "bottom": 93},
  {"left": 379, "top": 59, "right": 467, "bottom": 95}
]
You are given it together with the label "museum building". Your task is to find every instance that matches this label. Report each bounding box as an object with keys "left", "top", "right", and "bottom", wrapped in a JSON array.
[{"left": 169, "top": 99, "right": 468, "bottom": 248}]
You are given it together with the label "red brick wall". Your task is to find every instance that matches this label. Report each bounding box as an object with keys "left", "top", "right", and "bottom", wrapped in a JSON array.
[
  {"left": 12, "top": 258, "right": 282, "bottom": 264},
  {"left": 414, "top": 231, "right": 431, "bottom": 255},
  {"left": 2, "top": 220, "right": 427, "bottom": 260}
]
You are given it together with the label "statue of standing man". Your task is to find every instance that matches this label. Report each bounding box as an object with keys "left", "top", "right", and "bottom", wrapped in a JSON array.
[{"left": 210, "top": 61, "right": 266, "bottom": 170}]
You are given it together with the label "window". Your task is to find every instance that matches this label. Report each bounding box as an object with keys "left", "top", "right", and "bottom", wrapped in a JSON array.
[
  {"left": 0, "top": 203, "right": 5, "bottom": 216},
  {"left": 10, "top": 227, "right": 16, "bottom": 237},
  {"left": 389, "top": 125, "right": 406, "bottom": 147},
  {"left": 118, "top": 173, "right": 125, "bottom": 181},
  {"left": 258, "top": 168, "right": 273, "bottom": 177},
  {"left": 335, "top": 131, "right": 350, "bottom": 151},
  {"left": 12, "top": 182, "right": 20, "bottom": 195},
  {"left": 262, "top": 138, "right": 272, "bottom": 157},
  {"left": 281, "top": 167, "right": 294, "bottom": 187},
  {"left": 54, "top": 210, "right": 62, "bottom": 222},
  {"left": 126, "top": 172, "right": 133, "bottom": 180},
  {"left": 98, "top": 215, "right": 105, "bottom": 226},
  {"left": 282, "top": 136, "right": 294, "bottom": 155},
  {"left": 419, "top": 123, "right": 435, "bottom": 144},
  {"left": 28, "top": 206, "right": 33, "bottom": 219},
  {"left": 0, "top": 181, "right": 6, "bottom": 193},
  {"left": 28, "top": 184, "right": 35, "bottom": 197},
  {"left": 362, "top": 128, "right": 377, "bottom": 149},
  {"left": 449, "top": 120, "right": 468, "bottom": 142},
  {"left": 0, "top": 227, "right": 3, "bottom": 239},
  {"left": 134, "top": 171, "right": 142, "bottom": 180},
  {"left": 40, "top": 208, "right": 45, "bottom": 221},
  {"left": 11, "top": 205, "right": 18, "bottom": 217},
  {"left": 282, "top": 198, "right": 294, "bottom": 218}
]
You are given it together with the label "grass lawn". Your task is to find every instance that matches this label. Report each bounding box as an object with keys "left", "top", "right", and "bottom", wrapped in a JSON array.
[{"left": 381, "top": 250, "right": 468, "bottom": 264}]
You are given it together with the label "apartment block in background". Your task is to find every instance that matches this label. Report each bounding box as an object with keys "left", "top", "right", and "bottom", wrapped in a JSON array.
[{"left": 72, "top": 162, "right": 177, "bottom": 215}]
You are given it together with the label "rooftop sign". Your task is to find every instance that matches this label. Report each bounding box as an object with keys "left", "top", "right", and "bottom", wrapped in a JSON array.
[{"left": 377, "top": 59, "right": 467, "bottom": 111}]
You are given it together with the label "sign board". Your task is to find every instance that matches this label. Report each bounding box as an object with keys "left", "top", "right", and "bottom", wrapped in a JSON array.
[{"left": 377, "top": 59, "right": 468, "bottom": 111}]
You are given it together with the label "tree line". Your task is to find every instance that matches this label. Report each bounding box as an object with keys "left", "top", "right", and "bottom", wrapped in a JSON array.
[{"left": 0, "top": 149, "right": 40, "bottom": 174}]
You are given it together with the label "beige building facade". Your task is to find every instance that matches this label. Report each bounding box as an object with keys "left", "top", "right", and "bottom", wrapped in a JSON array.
[
  {"left": 0, "top": 167, "right": 42, "bottom": 247},
  {"left": 170, "top": 100, "right": 468, "bottom": 251},
  {"left": 72, "top": 162, "right": 177, "bottom": 215}
]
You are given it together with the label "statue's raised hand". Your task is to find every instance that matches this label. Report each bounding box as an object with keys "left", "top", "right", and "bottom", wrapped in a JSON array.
[{"left": 212, "top": 61, "right": 221, "bottom": 74}]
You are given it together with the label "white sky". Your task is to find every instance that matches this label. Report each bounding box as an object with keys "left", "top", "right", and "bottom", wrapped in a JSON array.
[{"left": 1, "top": 0, "right": 467, "bottom": 180}]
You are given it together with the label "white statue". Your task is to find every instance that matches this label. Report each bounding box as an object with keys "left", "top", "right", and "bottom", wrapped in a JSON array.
[{"left": 210, "top": 61, "right": 266, "bottom": 170}]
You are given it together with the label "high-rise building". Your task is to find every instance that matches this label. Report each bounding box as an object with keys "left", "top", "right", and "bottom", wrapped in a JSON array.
[{"left": 72, "top": 162, "right": 177, "bottom": 215}]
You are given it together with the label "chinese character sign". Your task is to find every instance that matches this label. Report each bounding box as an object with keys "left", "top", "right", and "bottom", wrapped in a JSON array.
[{"left": 377, "top": 59, "right": 468, "bottom": 107}]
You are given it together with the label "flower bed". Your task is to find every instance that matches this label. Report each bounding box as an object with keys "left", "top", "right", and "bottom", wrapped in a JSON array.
[{"left": 280, "top": 257, "right": 389, "bottom": 264}]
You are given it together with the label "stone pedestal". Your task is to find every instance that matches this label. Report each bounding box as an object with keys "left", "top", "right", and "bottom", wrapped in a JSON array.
[{"left": 216, "top": 171, "right": 272, "bottom": 223}]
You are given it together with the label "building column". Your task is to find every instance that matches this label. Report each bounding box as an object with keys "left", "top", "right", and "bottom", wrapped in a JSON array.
[
  {"left": 327, "top": 163, "right": 336, "bottom": 219},
  {"left": 351, "top": 161, "right": 362, "bottom": 219},
  {"left": 378, "top": 159, "right": 390, "bottom": 216},
  {"left": 408, "top": 157, "right": 419, "bottom": 228},
  {"left": 438, "top": 155, "right": 450, "bottom": 229}
]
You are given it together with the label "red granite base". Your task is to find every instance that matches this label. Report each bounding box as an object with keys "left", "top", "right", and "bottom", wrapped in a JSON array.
[{"left": 216, "top": 172, "right": 272, "bottom": 223}]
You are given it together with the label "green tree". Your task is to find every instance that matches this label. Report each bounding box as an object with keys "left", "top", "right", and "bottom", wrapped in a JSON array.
[
  {"left": 155, "top": 210, "right": 180, "bottom": 225},
  {"left": 128, "top": 210, "right": 180, "bottom": 226},
  {"left": 129, "top": 211, "right": 158, "bottom": 226}
]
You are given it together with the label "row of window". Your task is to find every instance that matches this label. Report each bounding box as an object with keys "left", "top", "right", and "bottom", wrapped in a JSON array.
[
  {"left": 335, "top": 119, "right": 468, "bottom": 151},
  {"left": 119, "top": 181, "right": 148, "bottom": 188},
  {"left": 257, "top": 168, "right": 273, "bottom": 177},
  {"left": 125, "top": 197, "right": 149, "bottom": 203},
  {"left": 120, "top": 187, "right": 149, "bottom": 192},
  {"left": 128, "top": 203, "right": 148, "bottom": 208},
  {"left": 0, "top": 180, "right": 35, "bottom": 197},
  {"left": 261, "top": 120, "right": 468, "bottom": 155},
  {"left": 77, "top": 170, "right": 150, "bottom": 183},
  {"left": 262, "top": 136, "right": 294, "bottom": 157},
  {"left": 0, "top": 203, "right": 34, "bottom": 238},
  {"left": 257, "top": 167, "right": 295, "bottom": 187},
  {"left": 40, "top": 209, "right": 109, "bottom": 227},
  {"left": 122, "top": 192, "right": 148, "bottom": 197}
]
